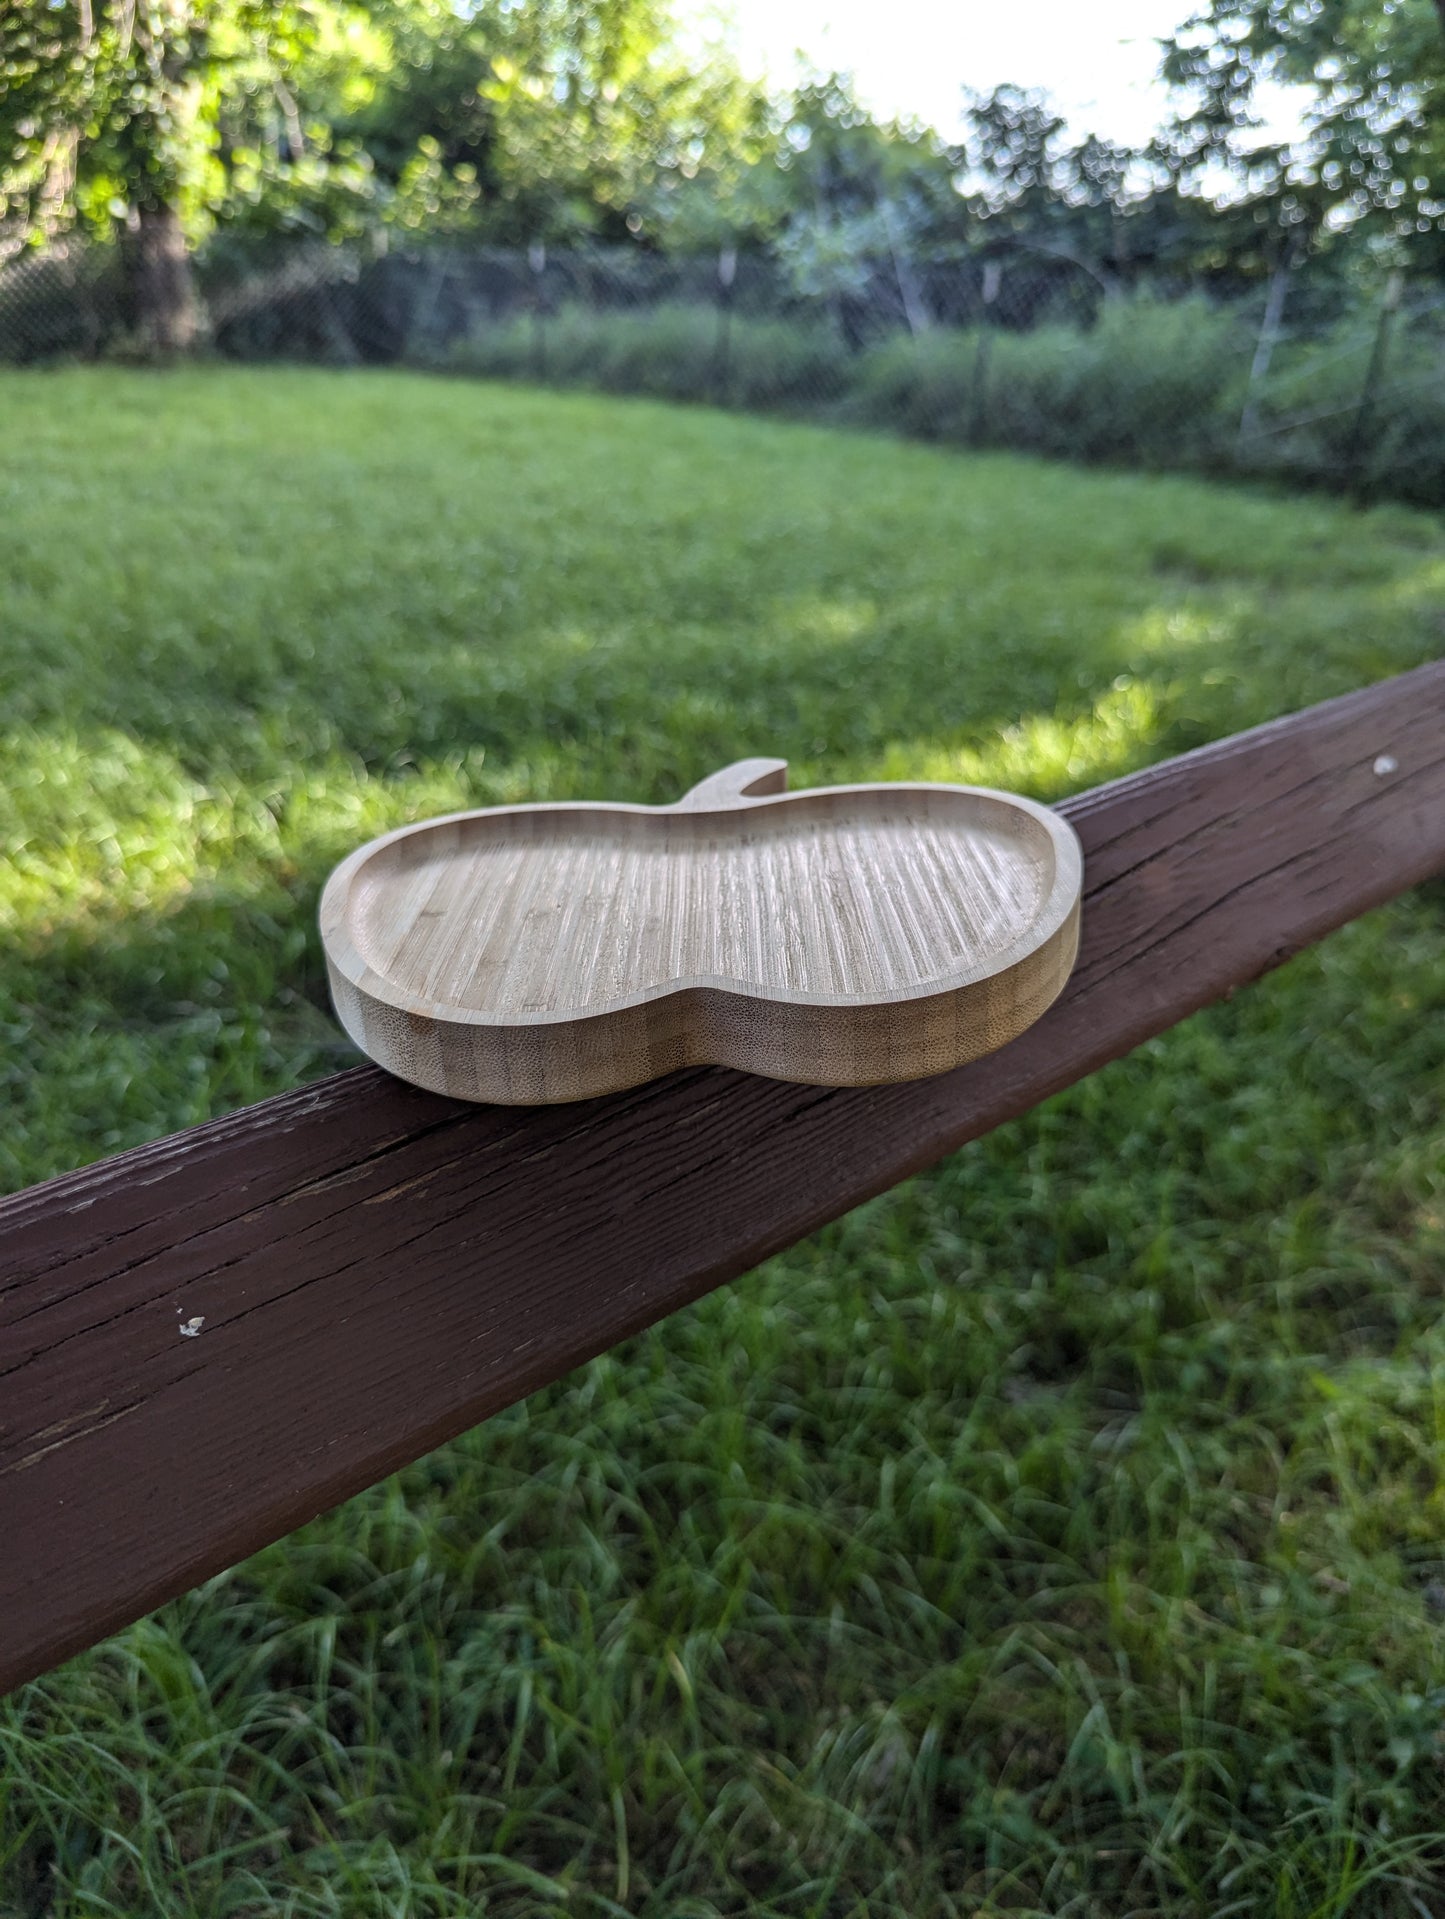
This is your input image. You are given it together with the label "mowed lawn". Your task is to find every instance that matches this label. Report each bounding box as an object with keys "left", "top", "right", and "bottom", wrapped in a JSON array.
[{"left": 2, "top": 367, "right": 1444, "bottom": 1917}]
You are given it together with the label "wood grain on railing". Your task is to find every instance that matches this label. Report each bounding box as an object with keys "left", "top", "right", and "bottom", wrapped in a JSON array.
[{"left": 3, "top": 659, "right": 1444, "bottom": 1697}]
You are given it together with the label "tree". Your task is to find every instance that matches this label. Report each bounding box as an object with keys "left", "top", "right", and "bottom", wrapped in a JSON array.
[
  {"left": 333, "top": 0, "right": 767, "bottom": 245},
  {"left": 1, "top": 0, "right": 768, "bottom": 312},
  {"left": 961, "top": 85, "right": 1069, "bottom": 235},
  {"left": 761, "top": 74, "right": 966, "bottom": 337},
  {"left": 1159, "top": 0, "right": 1445, "bottom": 269},
  {"left": 0, "top": 0, "right": 364, "bottom": 343}
]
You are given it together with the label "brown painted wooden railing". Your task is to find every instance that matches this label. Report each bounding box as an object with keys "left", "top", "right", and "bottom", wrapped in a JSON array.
[{"left": 4, "top": 659, "right": 1444, "bottom": 1699}]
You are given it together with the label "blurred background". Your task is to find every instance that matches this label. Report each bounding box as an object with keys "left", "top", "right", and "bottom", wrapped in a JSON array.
[
  {"left": 5, "top": 0, "right": 1445, "bottom": 500},
  {"left": 3, "top": 4, "right": 1445, "bottom": 1916}
]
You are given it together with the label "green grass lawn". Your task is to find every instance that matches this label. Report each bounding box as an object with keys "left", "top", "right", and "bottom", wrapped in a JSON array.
[{"left": 2, "top": 366, "right": 1444, "bottom": 1917}]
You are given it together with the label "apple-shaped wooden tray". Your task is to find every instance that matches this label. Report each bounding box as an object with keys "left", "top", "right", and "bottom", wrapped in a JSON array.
[{"left": 320, "top": 757, "right": 1083, "bottom": 1105}]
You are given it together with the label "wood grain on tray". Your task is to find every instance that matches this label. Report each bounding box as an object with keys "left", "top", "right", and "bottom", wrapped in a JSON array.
[{"left": 320, "top": 757, "right": 1083, "bottom": 1102}]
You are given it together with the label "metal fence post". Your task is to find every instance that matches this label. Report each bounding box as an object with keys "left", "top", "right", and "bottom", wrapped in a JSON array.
[
  {"left": 1236, "top": 243, "right": 1299, "bottom": 459},
  {"left": 970, "top": 258, "right": 1004, "bottom": 444},
  {"left": 528, "top": 240, "right": 547, "bottom": 378},
  {"left": 714, "top": 243, "right": 737, "bottom": 406},
  {"left": 1346, "top": 269, "right": 1404, "bottom": 503}
]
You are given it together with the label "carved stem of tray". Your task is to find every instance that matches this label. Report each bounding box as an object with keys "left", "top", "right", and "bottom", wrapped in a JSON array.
[{"left": 673, "top": 757, "right": 790, "bottom": 811}]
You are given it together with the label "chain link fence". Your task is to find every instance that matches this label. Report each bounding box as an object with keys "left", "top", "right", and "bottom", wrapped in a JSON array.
[{"left": 3, "top": 232, "right": 1443, "bottom": 506}]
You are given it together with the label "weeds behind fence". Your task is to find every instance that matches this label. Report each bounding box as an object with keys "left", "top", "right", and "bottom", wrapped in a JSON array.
[{"left": 3, "top": 234, "right": 1442, "bottom": 506}]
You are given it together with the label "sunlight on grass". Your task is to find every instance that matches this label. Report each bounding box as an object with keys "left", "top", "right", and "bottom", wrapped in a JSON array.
[
  {"left": 1383, "top": 553, "right": 1445, "bottom": 612},
  {"left": 0, "top": 727, "right": 235, "bottom": 931},
  {"left": 865, "top": 676, "right": 1164, "bottom": 795},
  {"left": 0, "top": 726, "right": 481, "bottom": 949},
  {"left": 1116, "top": 601, "right": 1236, "bottom": 657},
  {"left": 764, "top": 591, "right": 879, "bottom": 647}
]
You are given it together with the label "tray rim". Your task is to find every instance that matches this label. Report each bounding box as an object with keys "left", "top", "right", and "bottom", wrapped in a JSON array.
[{"left": 319, "top": 779, "right": 1084, "bottom": 1029}]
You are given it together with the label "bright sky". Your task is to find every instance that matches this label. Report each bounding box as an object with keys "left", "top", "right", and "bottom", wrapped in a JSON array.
[{"left": 709, "top": 0, "right": 1307, "bottom": 150}]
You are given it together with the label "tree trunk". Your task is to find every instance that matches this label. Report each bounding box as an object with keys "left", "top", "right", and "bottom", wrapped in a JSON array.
[
  {"left": 121, "top": 203, "right": 197, "bottom": 354},
  {"left": 880, "top": 197, "right": 930, "bottom": 338}
]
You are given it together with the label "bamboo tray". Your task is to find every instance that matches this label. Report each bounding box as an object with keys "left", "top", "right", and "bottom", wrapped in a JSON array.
[{"left": 320, "top": 757, "right": 1083, "bottom": 1105}]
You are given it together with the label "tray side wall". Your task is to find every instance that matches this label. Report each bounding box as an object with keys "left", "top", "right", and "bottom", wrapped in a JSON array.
[{"left": 328, "top": 897, "right": 1082, "bottom": 1101}]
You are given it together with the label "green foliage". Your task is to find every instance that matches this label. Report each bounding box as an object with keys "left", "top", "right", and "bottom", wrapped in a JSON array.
[
  {"left": 7, "top": 0, "right": 1445, "bottom": 310},
  {"left": 1, "top": 368, "right": 1444, "bottom": 1912},
  {"left": 0, "top": 0, "right": 369, "bottom": 243},
  {"left": 440, "top": 291, "right": 1445, "bottom": 506},
  {"left": 0, "top": 16, "right": 833, "bottom": 259},
  {"left": 1160, "top": 0, "right": 1445, "bottom": 270},
  {"left": 449, "top": 299, "right": 850, "bottom": 410},
  {"left": 465, "top": 0, "right": 766, "bottom": 245},
  {"left": 1240, "top": 306, "right": 1445, "bottom": 501},
  {"left": 0, "top": 0, "right": 769, "bottom": 255},
  {"left": 849, "top": 298, "right": 1245, "bottom": 466},
  {"left": 762, "top": 74, "right": 969, "bottom": 298}
]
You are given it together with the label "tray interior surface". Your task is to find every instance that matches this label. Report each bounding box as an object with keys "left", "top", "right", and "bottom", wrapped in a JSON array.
[{"left": 344, "top": 788, "right": 1060, "bottom": 1019}]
